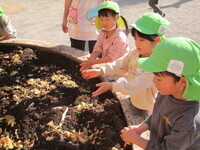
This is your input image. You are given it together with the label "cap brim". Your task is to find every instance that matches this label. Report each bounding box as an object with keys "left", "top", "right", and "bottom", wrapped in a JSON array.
[
  {"left": 138, "top": 57, "right": 165, "bottom": 73},
  {"left": 130, "top": 23, "right": 155, "bottom": 35},
  {"left": 95, "top": 16, "right": 125, "bottom": 29},
  {"left": 184, "top": 76, "right": 200, "bottom": 100}
]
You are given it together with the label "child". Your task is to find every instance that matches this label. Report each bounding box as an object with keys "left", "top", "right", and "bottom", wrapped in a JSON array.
[
  {"left": 120, "top": 37, "right": 200, "bottom": 149},
  {"left": 80, "top": 1, "right": 129, "bottom": 71},
  {"left": 81, "top": 13, "right": 169, "bottom": 111},
  {"left": 0, "top": 7, "right": 18, "bottom": 41}
]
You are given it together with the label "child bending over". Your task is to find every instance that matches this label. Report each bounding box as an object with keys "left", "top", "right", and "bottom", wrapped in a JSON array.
[{"left": 81, "top": 13, "right": 169, "bottom": 111}]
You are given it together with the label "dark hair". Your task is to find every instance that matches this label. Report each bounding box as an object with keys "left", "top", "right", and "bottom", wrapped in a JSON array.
[
  {"left": 131, "top": 27, "right": 158, "bottom": 42},
  {"left": 98, "top": 9, "right": 129, "bottom": 35},
  {"left": 154, "top": 71, "right": 181, "bottom": 83}
]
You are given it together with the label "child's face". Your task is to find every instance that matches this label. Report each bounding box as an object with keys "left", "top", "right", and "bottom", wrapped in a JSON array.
[
  {"left": 153, "top": 74, "right": 185, "bottom": 99},
  {"left": 99, "top": 15, "right": 118, "bottom": 31},
  {"left": 134, "top": 32, "right": 158, "bottom": 57}
]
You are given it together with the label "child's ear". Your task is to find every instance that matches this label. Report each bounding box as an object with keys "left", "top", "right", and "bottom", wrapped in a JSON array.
[
  {"left": 180, "top": 77, "right": 187, "bottom": 88},
  {"left": 115, "top": 14, "right": 119, "bottom": 21},
  {"left": 155, "top": 36, "right": 162, "bottom": 44}
]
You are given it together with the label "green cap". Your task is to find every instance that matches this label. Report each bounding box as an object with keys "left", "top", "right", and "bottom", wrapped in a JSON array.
[
  {"left": 98, "top": 1, "right": 120, "bottom": 13},
  {"left": 138, "top": 37, "right": 200, "bottom": 100},
  {"left": 0, "top": 7, "right": 4, "bottom": 16},
  {"left": 95, "top": 1, "right": 124, "bottom": 29},
  {"left": 130, "top": 13, "right": 170, "bottom": 37}
]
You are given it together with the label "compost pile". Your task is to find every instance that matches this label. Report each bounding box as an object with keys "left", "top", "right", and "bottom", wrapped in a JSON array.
[{"left": 0, "top": 45, "right": 131, "bottom": 150}]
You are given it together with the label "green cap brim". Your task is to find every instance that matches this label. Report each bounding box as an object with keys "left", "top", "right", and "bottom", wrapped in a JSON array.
[
  {"left": 130, "top": 23, "right": 165, "bottom": 39},
  {"left": 138, "top": 57, "right": 166, "bottom": 73},
  {"left": 130, "top": 23, "right": 155, "bottom": 35}
]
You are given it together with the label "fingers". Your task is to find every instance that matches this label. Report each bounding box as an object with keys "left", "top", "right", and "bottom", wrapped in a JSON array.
[
  {"left": 121, "top": 127, "right": 129, "bottom": 133},
  {"left": 92, "top": 92, "right": 98, "bottom": 97},
  {"left": 80, "top": 66, "right": 88, "bottom": 72},
  {"left": 81, "top": 69, "right": 101, "bottom": 80},
  {"left": 82, "top": 73, "right": 91, "bottom": 79},
  {"left": 95, "top": 82, "right": 103, "bottom": 87},
  {"left": 92, "top": 83, "right": 110, "bottom": 97},
  {"left": 62, "top": 24, "right": 68, "bottom": 33},
  {"left": 124, "top": 142, "right": 131, "bottom": 147},
  {"left": 120, "top": 133, "right": 131, "bottom": 146},
  {"left": 81, "top": 70, "right": 92, "bottom": 79},
  {"left": 92, "top": 84, "right": 104, "bottom": 97},
  {"left": 92, "top": 88, "right": 102, "bottom": 97},
  {"left": 80, "top": 62, "right": 90, "bottom": 72}
]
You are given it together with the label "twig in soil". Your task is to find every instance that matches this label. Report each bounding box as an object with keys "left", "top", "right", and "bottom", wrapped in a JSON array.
[{"left": 59, "top": 107, "right": 69, "bottom": 127}]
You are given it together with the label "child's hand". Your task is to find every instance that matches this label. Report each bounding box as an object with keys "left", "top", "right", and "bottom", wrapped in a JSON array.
[
  {"left": 62, "top": 19, "right": 68, "bottom": 33},
  {"left": 80, "top": 59, "right": 95, "bottom": 71},
  {"left": 81, "top": 69, "right": 102, "bottom": 79},
  {"left": 120, "top": 126, "right": 138, "bottom": 144},
  {"left": 131, "top": 125, "right": 142, "bottom": 136},
  {"left": 92, "top": 82, "right": 112, "bottom": 97}
]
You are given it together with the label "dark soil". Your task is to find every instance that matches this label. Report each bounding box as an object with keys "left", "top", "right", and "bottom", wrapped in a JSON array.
[{"left": 0, "top": 45, "right": 131, "bottom": 150}]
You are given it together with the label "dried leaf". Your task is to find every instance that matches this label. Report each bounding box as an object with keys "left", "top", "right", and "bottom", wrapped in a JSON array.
[
  {"left": 5, "top": 115, "right": 16, "bottom": 127},
  {"left": 10, "top": 71, "right": 19, "bottom": 76},
  {"left": 46, "top": 136, "right": 54, "bottom": 141}
]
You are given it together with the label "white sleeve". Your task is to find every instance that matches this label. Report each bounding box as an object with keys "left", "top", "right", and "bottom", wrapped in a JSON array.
[
  {"left": 112, "top": 71, "right": 154, "bottom": 95},
  {"left": 2, "top": 16, "right": 14, "bottom": 35},
  {"left": 5, "top": 23, "right": 14, "bottom": 34},
  {"left": 101, "top": 51, "right": 132, "bottom": 76}
]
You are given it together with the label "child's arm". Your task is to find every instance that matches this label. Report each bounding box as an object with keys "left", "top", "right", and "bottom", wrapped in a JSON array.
[
  {"left": 131, "top": 123, "right": 149, "bottom": 135},
  {"left": 62, "top": 0, "right": 72, "bottom": 33},
  {"left": 81, "top": 68, "right": 103, "bottom": 79},
  {"left": 0, "top": 17, "right": 16, "bottom": 41},
  {"left": 120, "top": 122, "right": 149, "bottom": 149},
  {"left": 80, "top": 55, "right": 112, "bottom": 71},
  {"left": 89, "top": 51, "right": 101, "bottom": 60},
  {"left": 112, "top": 71, "right": 155, "bottom": 95},
  {"left": 79, "top": 51, "right": 102, "bottom": 71},
  {"left": 0, "top": 33, "right": 12, "bottom": 41},
  {"left": 92, "top": 82, "right": 112, "bottom": 97},
  {"left": 89, "top": 55, "right": 112, "bottom": 65},
  {"left": 80, "top": 33, "right": 104, "bottom": 71}
]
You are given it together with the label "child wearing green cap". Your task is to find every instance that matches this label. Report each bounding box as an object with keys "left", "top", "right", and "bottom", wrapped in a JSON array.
[
  {"left": 0, "top": 7, "right": 17, "bottom": 41},
  {"left": 81, "top": 13, "right": 169, "bottom": 112},
  {"left": 80, "top": 1, "right": 129, "bottom": 71},
  {"left": 121, "top": 37, "right": 200, "bottom": 149}
]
